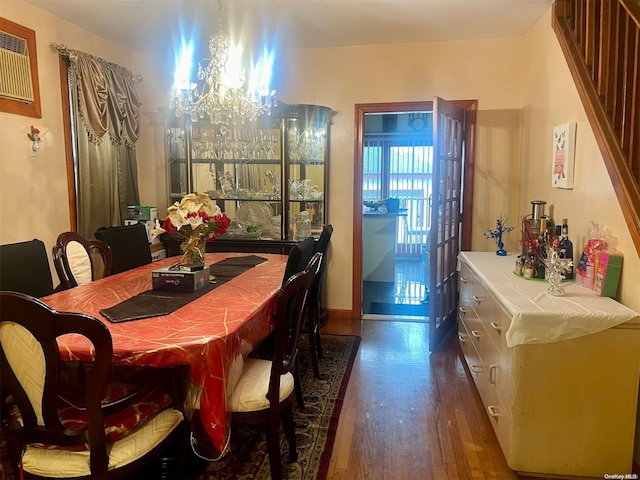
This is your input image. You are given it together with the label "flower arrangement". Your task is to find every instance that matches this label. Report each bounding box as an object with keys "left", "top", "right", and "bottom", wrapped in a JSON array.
[
  {"left": 483, "top": 216, "right": 515, "bottom": 256},
  {"left": 152, "top": 193, "right": 231, "bottom": 266},
  {"left": 27, "top": 125, "right": 41, "bottom": 143}
]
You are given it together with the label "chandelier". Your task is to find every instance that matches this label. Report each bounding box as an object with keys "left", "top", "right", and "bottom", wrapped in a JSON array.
[{"left": 169, "top": 0, "right": 276, "bottom": 124}]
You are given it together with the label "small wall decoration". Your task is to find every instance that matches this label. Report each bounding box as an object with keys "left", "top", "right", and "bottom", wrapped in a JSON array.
[{"left": 551, "top": 122, "right": 576, "bottom": 189}]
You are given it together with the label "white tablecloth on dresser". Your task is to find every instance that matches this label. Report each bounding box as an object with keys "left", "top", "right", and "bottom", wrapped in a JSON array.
[{"left": 458, "top": 251, "right": 640, "bottom": 347}]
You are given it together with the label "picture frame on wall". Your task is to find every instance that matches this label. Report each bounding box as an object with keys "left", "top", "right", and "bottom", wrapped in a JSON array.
[{"left": 551, "top": 122, "right": 576, "bottom": 189}]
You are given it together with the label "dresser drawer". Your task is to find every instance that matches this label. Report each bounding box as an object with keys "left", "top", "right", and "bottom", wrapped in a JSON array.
[
  {"left": 458, "top": 317, "right": 484, "bottom": 392},
  {"left": 484, "top": 385, "right": 513, "bottom": 463},
  {"left": 474, "top": 321, "right": 512, "bottom": 414},
  {"left": 458, "top": 262, "right": 483, "bottom": 316},
  {"left": 477, "top": 287, "right": 512, "bottom": 363},
  {"left": 458, "top": 251, "right": 640, "bottom": 477},
  {"left": 460, "top": 316, "right": 512, "bottom": 458}
]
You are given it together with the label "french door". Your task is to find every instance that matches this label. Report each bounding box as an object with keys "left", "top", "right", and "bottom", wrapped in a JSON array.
[
  {"left": 429, "top": 97, "right": 465, "bottom": 351},
  {"left": 353, "top": 99, "right": 476, "bottom": 349}
]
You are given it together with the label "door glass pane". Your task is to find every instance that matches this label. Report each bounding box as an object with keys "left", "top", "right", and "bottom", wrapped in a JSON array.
[{"left": 363, "top": 133, "right": 433, "bottom": 256}]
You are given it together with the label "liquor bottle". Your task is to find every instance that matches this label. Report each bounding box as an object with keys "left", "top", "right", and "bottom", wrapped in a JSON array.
[
  {"left": 558, "top": 218, "right": 574, "bottom": 279},
  {"left": 535, "top": 217, "right": 548, "bottom": 279}
]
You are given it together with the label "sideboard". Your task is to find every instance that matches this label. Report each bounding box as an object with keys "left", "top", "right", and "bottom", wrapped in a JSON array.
[{"left": 457, "top": 251, "right": 640, "bottom": 478}]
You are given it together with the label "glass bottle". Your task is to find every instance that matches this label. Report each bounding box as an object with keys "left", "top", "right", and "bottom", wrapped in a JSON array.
[
  {"left": 295, "top": 211, "right": 312, "bottom": 240},
  {"left": 535, "top": 217, "right": 548, "bottom": 279},
  {"left": 559, "top": 218, "right": 574, "bottom": 279}
]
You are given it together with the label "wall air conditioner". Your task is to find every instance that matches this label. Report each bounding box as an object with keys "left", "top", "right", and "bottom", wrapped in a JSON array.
[{"left": 0, "top": 30, "right": 34, "bottom": 103}]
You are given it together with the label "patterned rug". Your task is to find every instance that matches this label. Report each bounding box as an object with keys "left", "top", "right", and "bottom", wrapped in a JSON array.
[
  {"left": 1, "top": 334, "right": 360, "bottom": 480},
  {"left": 198, "top": 334, "right": 360, "bottom": 480}
]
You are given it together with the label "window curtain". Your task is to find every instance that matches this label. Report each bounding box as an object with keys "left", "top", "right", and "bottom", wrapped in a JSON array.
[{"left": 63, "top": 48, "right": 141, "bottom": 239}]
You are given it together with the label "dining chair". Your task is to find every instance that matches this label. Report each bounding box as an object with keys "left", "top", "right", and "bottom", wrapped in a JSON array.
[
  {"left": 95, "top": 223, "right": 152, "bottom": 274},
  {"left": 228, "top": 252, "right": 321, "bottom": 480},
  {"left": 0, "top": 239, "right": 55, "bottom": 298},
  {"left": 304, "top": 224, "right": 333, "bottom": 377},
  {"left": 251, "top": 236, "right": 315, "bottom": 407},
  {"left": 53, "top": 231, "right": 113, "bottom": 289},
  {"left": 282, "top": 236, "right": 315, "bottom": 284},
  {"left": 0, "top": 291, "right": 187, "bottom": 479}
]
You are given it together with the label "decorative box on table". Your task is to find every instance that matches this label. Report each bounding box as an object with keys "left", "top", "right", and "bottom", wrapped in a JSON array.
[{"left": 152, "top": 265, "right": 210, "bottom": 292}]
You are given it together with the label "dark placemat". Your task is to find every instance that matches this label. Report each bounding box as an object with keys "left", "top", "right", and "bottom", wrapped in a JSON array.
[{"left": 100, "top": 255, "right": 267, "bottom": 323}]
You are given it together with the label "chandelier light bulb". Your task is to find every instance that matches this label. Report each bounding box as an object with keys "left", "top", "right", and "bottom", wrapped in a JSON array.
[{"left": 169, "top": 0, "right": 276, "bottom": 125}]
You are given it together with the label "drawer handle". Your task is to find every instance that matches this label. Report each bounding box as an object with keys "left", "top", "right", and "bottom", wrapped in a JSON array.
[
  {"left": 460, "top": 276, "right": 468, "bottom": 283},
  {"left": 471, "top": 330, "right": 482, "bottom": 338},
  {"left": 487, "top": 405, "right": 499, "bottom": 418},
  {"left": 472, "top": 295, "right": 483, "bottom": 303},
  {"left": 470, "top": 364, "right": 483, "bottom": 373},
  {"left": 490, "top": 322, "right": 502, "bottom": 333},
  {"left": 458, "top": 334, "right": 467, "bottom": 343},
  {"left": 459, "top": 306, "right": 468, "bottom": 315},
  {"left": 488, "top": 365, "right": 497, "bottom": 384}
]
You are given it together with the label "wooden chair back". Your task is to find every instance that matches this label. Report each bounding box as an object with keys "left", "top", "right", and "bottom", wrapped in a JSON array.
[
  {"left": 282, "top": 236, "right": 315, "bottom": 285},
  {"left": 0, "top": 291, "right": 113, "bottom": 476},
  {"left": 53, "top": 231, "right": 113, "bottom": 289},
  {"left": 310, "top": 224, "right": 333, "bottom": 309},
  {"left": 270, "top": 252, "right": 322, "bottom": 384}
]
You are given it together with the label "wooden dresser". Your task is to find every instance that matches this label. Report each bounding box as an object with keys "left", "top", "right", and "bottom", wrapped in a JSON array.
[{"left": 457, "top": 252, "right": 640, "bottom": 478}]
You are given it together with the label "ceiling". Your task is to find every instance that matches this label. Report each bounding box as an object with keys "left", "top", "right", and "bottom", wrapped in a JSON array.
[{"left": 24, "top": 0, "right": 553, "bottom": 57}]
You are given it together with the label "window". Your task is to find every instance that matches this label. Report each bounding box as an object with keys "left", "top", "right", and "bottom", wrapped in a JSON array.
[{"left": 363, "top": 132, "right": 433, "bottom": 255}]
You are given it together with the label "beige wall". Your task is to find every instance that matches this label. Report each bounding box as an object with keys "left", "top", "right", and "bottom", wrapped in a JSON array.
[
  {"left": 521, "top": 12, "right": 639, "bottom": 311},
  {"left": 0, "top": 0, "right": 134, "bottom": 283},
  {"left": 521, "top": 11, "right": 640, "bottom": 463},
  {"left": 274, "top": 39, "right": 526, "bottom": 310}
]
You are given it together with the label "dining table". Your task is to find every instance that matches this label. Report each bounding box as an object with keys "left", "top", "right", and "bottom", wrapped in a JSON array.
[{"left": 40, "top": 252, "right": 288, "bottom": 458}]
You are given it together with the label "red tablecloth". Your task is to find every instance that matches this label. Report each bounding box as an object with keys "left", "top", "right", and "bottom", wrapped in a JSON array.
[{"left": 41, "top": 252, "right": 287, "bottom": 454}]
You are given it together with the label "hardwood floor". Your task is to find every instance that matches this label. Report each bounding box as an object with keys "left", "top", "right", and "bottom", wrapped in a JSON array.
[
  {"left": 321, "top": 318, "right": 540, "bottom": 480},
  {"left": 362, "top": 257, "right": 428, "bottom": 315}
]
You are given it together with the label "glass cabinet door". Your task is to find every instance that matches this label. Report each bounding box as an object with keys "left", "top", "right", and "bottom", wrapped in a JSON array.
[
  {"left": 164, "top": 103, "right": 333, "bottom": 244},
  {"left": 202, "top": 118, "right": 284, "bottom": 240},
  {"left": 284, "top": 105, "right": 332, "bottom": 240},
  {"left": 165, "top": 118, "right": 187, "bottom": 204}
]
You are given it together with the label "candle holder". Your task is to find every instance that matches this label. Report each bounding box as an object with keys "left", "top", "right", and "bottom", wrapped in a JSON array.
[{"left": 545, "top": 249, "right": 573, "bottom": 297}]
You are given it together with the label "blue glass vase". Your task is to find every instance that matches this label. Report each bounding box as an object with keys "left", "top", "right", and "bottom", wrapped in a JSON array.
[{"left": 496, "top": 238, "right": 507, "bottom": 256}]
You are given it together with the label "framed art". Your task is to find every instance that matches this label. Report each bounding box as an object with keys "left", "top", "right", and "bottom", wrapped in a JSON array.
[{"left": 551, "top": 122, "right": 576, "bottom": 189}]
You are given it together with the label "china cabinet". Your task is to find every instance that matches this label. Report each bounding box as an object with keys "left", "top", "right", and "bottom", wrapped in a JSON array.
[
  {"left": 457, "top": 252, "right": 640, "bottom": 478},
  {"left": 164, "top": 103, "right": 333, "bottom": 252}
]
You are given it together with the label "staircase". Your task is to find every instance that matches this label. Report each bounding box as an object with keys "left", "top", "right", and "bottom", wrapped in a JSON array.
[{"left": 552, "top": 0, "right": 640, "bottom": 255}]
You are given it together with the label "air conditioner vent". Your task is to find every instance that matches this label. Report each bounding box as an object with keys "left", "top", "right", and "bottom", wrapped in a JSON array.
[{"left": 0, "top": 30, "right": 34, "bottom": 102}]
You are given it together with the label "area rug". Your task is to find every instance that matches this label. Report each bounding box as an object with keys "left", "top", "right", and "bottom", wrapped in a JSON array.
[
  {"left": 0, "top": 334, "right": 360, "bottom": 480},
  {"left": 198, "top": 334, "right": 360, "bottom": 480},
  {"left": 369, "top": 302, "right": 428, "bottom": 317}
]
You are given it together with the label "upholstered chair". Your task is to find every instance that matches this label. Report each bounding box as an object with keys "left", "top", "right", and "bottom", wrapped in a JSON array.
[
  {"left": 53, "top": 231, "right": 113, "bottom": 289},
  {"left": 228, "top": 253, "right": 321, "bottom": 480}
]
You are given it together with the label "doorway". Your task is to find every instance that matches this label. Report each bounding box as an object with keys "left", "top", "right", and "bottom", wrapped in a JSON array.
[
  {"left": 361, "top": 111, "right": 432, "bottom": 318},
  {"left": 352, "top": 100, "right": 477, "bottom": 334}
]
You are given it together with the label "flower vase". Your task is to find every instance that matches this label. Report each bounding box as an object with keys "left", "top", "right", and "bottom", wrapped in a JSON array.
[
  {"left": 180, "top": 236, "right": 206, "bottom": 268},
  {"left": 496, "top": 237, "right": 507, "bottom": 256}
]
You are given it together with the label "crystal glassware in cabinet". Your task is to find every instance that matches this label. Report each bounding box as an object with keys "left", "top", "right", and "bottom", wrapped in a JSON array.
[
  {"left": 164, "top": 115, "right": 188, "bottom": 204},
  {"left": 163, "top": 103, "right": 333, "bottom": 250},
  {"left": 284, "top": 104, "right": 333, "bottom": 241}
]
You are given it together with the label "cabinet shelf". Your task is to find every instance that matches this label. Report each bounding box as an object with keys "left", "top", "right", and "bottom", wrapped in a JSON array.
[{"left": 164, "top": 103, "right": 333, "bottom": 246}]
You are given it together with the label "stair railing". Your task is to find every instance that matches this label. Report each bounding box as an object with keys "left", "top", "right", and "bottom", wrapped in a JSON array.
[{"left": 552, "top": 0, "right": 640, "bottom": 255}]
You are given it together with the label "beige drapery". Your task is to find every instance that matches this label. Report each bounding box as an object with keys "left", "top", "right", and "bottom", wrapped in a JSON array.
[{"left": 54, "top": 45, "right": 142, "bottom": 238}]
